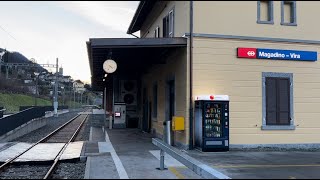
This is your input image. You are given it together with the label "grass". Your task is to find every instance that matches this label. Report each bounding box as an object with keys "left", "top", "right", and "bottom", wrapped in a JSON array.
[
  {"left": 0, "top": 93, "right": 88, "bottom": 114},
  {"left": 0, "top": 93, "right": 52, "bottom": 113}
]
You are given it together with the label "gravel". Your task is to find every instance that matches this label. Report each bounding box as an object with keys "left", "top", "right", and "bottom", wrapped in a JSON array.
[
  {"left": 51, "top": 162, "right": 86, "bottom": 179},
  {"left": 11, "top": 110, "right": 83, "bottom": 143},
  {"left": 75, "top": 114, "right": 91, "bottom": 142},
  {"left": 0, "top": 164, "right": 50, "bottom": 179}
]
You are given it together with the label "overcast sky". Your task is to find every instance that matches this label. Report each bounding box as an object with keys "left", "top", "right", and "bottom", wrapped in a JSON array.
[{"left": 0, "top": 1, "right": 140, "bottom": 84}]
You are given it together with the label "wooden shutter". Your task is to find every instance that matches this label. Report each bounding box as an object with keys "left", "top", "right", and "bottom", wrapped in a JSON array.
[
  {"left": 266, "top": 77, "right": 290, "bottom": 125},
  {"left": 278, "top": 78, "right": 290, "bottom": 125},
  {"left": 266, "top": 78, "right": 277, "bottom": 125}
]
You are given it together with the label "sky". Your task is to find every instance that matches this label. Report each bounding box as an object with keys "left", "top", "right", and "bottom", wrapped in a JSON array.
[{"left": 0, "top": 1, "right": 140, "bottom": 84}]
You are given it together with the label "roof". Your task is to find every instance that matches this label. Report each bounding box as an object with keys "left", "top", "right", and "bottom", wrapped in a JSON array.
[
  {"left": 127, "top": 1, "right": 157, "bottom": 34},
  {"left": 87, "top": 37, "right": 187, "bottom": 91}
]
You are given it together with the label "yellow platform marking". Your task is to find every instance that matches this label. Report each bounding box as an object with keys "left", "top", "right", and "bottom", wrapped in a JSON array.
[
  {"left": 168, "top": 167, "right": 185, "bottom": 179},
  {"left": 213, "top": 164, "right": 320, "bottom": 168}
]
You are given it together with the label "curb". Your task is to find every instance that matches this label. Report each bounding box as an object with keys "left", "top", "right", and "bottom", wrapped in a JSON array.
[{"left": 152, "top": 138, "right": 231, "bottom": 179}]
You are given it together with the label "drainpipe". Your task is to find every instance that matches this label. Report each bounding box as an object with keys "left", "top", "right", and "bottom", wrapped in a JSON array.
[{"left": 189, "top": 1, "right": 194, "bottom": 150}]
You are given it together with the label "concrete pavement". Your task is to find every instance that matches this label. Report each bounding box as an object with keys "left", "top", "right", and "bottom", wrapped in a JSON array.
[
  {"left": 84, "top": 127, "right": 201, "bottom": 179},
  {"left": 186, "top": 149, "right": 320, "bottom": 179}
]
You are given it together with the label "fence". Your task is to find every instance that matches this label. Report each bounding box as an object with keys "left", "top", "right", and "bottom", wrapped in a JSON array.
[
  {"left": 0, "top": 107, "right": 45, "bottom": 136},
  {"left": 19, "top": 105, "right": 69, "bottom": 112},
  {"left": 0, "top": 107, "right": 3, "bottom": 118}
]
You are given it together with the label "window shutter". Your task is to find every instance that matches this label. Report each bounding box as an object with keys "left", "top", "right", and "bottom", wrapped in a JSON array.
[
  {"left": 266, "top": 78, "right": 277, "bottom": 125},
  {"left": 163, "top": 17, "right": 167, "bottom": 37},
  {"left": 278, "top": 78, "right": 290, "bottom": 125}
]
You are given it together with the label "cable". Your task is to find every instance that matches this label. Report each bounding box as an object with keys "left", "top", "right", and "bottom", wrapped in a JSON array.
[{"left": 0, "top": 25, "right": 17, "bottom": 41}]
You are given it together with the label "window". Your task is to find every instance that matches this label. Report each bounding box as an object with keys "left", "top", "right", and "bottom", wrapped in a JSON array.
[
  {"left": 257, "top": 1, "right": 274, "bottom": 24},
  {"left": 163, "top": 9, "right": 174, "bottom": 37},
  {"left": 152, "top": 83, "right": 158, "bottom": 118},
  {"left": 154, "top": 26, "right": 160, "bottom": 38},
  {"left": 262, "top": 72, "right": 295, "bottom": 130},
  {"left": 281, "top": 1, "right": 297, "bottom": 26}
]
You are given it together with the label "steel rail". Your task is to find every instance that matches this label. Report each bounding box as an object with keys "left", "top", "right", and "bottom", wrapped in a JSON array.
[
  {"left": 0, "top": 114, "right": 81, "bottom": 171},
  {"left": 43, "top": 114, "right": 88, "bottom": 179}
]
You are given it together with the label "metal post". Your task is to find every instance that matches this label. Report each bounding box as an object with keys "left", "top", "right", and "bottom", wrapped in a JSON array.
[
  {"left": 6, "top": 66, "right": 8, "bottom": 79},
  {"left": 104, "top": 87, "right": 107, "bottom": 128},
  {"left": 54, "top": 58, "right": 58, "bottom": 117},
  {"left": 62, "top": 88, "right": 65, "bottom": 106},
  {"left": 74, "top": 92, "right": 75, "bottom": 104},
  {"left": 35, "top": 75, "right": 38, "bottom": 106},
  {"left": 160, "top": 149, "right": 165, "bottom": 170},
  {"left": 81, "top": 92, "right": 83, "bottom": 105}
]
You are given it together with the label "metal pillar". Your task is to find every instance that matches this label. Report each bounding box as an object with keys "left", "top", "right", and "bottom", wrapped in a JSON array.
[
  {"left": 73, "top": 90, "right": 76, "bottom": 109},
  {"left": 35, "top": 75, "right": 38, "bottom": 106},
  {"left": 54, "top": 58, "right": 59, "bottom": 117},
  {"left": 104, "top": 87, "right": 107, "bottom": 128},
  {"left": 6, "top": 66, "right": 8, "bottom": 79}
]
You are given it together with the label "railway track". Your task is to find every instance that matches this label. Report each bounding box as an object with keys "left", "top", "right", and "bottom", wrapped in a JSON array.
[{"left": 0, "top": 111, "right": 89, "bottom": 179}]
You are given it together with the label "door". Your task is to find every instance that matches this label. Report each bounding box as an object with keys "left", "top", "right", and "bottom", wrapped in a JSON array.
[
  {"left": 142, "top": 88, "right": 149, "bottom": 132},
  {"left": 148, "top": 101, "right": 152, "bottom": 133},
  {"left": 165, "top": 79, "right": 175, "bottom": 145},
  {"left": 168, "top": 80, "right": 175, "bottom": 121}
]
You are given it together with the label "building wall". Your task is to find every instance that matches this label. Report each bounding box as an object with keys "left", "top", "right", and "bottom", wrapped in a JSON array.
[
  {"left": 140, "top": 1, "right": 189, "bottom": 38},
  {"left": 141, "top": 48, "right": 189, "bottom": 146},
  {"left": 192, "top": 36, "right": 320, "bottom": 144},
  {"left": 193, "top": 1, "right": 320, "bottom": 41}
]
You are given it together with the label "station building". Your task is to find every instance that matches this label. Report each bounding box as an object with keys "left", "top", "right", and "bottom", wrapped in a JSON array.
[{"left": 87, "top": 1, "right": 320, "bottom": 149}]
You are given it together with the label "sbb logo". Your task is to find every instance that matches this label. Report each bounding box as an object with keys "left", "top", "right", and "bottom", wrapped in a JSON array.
[
  {"left": 237, "top": 48, "right": 257, "bottom": 59},
  {"left": 247, "top": 51, "right": 255, "bottom": 56}
]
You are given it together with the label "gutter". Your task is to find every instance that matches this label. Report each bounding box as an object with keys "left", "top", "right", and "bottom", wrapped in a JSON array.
[{"left": 189, "top": 1, "right": 194, "bottom": 150}]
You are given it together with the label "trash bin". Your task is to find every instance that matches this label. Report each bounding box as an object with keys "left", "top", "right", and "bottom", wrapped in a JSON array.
[{"left": 163, "top": 120, "right": 172, "bottom": 145}]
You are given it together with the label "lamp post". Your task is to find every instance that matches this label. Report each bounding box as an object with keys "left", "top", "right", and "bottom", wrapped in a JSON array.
[{"left": 34, "top": 72, "right": 40, "bottom": 106}]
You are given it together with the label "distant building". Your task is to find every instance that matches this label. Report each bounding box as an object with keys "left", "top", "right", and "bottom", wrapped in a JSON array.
[{"left": 73, "top": 80, "right": 86, "bottom": 93}]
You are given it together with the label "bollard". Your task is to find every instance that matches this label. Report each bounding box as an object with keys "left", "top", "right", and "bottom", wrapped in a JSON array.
[
  {"left": 160, "top": 149, "right": 165, "bottom": 170},
  {"left": 109, "top": 115, "right": 113, "bottom": 129},
  {"left": 156, "top": 149, "right": 167, "bottom": 170},
  {"left": 166, "top": 120, "right": 172, "bottom": 146}
]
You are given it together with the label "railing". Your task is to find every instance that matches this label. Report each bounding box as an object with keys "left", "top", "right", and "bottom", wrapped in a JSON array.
[
  {"left": 0, "top": 107, "right": 4, "bottom": 118},
  {"left": 0, "top": 107, "right": 45, "bottom": 136}
]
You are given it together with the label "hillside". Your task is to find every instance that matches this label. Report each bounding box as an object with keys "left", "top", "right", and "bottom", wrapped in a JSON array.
[
  {"left": 0, "top": 93, "right": 83, "bottom": 114},
  {"left": 0, "top": 93, "right": 52, "bottom": 113},
  {"left": 0, "top": 48, "right": 47, "bottom": 72}
]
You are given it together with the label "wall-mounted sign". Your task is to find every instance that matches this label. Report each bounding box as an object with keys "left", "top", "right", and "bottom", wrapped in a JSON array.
[{"left": 237, "top": 48, "right": 317, "bottom": 61}]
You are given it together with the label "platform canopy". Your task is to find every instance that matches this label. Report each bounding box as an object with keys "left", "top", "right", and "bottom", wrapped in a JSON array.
[{"left": 87, "top": 37, "right": 187, "bottom": 91}]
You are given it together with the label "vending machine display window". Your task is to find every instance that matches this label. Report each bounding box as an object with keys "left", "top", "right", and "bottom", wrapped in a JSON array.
[{"left": 194, "top": 95, "right": 229, "bottom": 152}]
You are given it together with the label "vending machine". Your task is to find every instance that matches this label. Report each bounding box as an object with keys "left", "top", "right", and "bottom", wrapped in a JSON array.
[{"left": 194, "top": 95, "right": 229, "bottom": 152}]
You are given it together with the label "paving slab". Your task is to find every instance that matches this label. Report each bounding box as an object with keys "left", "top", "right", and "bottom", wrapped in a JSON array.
[
  {"left": 84, "top": 153, "right": 119, "bottom": 179},
  {"left": 60, "top": 141, "right": 84, "bottom": 160}
]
